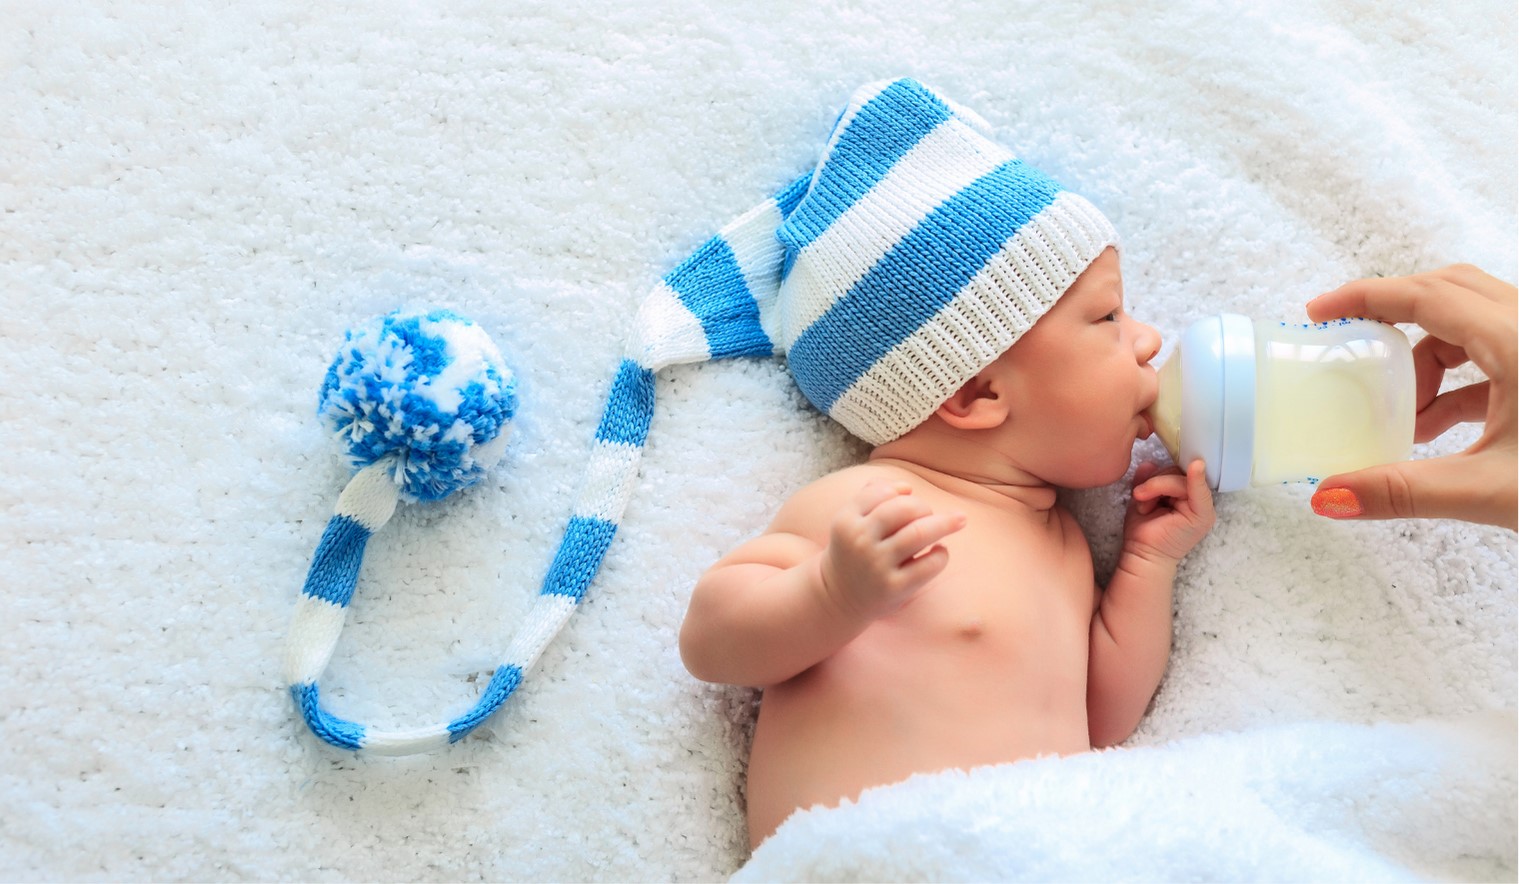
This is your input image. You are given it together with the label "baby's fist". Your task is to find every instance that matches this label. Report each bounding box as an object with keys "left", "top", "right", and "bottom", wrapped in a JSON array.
[
  {"left": 820, "top": 480, "right": 965, "bottom": 622},
  {"left": 1125, "top": 459, "right": 1216, "bottom": 563}
]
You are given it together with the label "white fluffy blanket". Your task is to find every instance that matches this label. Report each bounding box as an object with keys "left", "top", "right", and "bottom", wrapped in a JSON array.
[
  {"left": 3, "top": 1, "right": 1514, "bottom": 881},
  {"left": 738, "top": 715, "right": 1518, "bottom": 882}
]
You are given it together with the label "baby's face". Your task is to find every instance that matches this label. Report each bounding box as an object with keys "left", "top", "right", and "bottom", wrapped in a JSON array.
[{"left": 993, "top": 248, "right": 1162, "bottom": 488}]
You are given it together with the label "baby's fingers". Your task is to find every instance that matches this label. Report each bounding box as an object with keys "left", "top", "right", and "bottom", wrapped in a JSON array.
[
  {"left": 1184, "top": 459, "right": 1215, "bottom": 518},
  {"left": 1132, "top": 466, "right": 1186, "bottom": 502},
  {"left": 1133, "top": 461, "right": 1162, "bottom": 486},
  {"left": 1132, "top": 460, "right": 1213, "bottom": 518},
  {"left": 897, "top": 542, "right": 952, "bottom": 587},
  {"left": 866, "top": 492, "right": 937, "bottom": 541},
  {"left": 1131, "top": 463, "right": 1178, "bottom": 516},
  {"left": 885, "top": 511, "right": 967, "bottom": 563},
  {"left": 852, "top": 479, "right": 912, "bottom": 517}
]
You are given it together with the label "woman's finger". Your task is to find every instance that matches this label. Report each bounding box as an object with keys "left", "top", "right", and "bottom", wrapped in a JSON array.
[{"left": 1415, "top": 381, "right": 1490, "bottom": 443}]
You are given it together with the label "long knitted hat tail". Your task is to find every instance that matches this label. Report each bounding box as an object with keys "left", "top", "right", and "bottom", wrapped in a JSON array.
[
  {"left": 284, "top": 180, "right": 811, "bottom": 755},
  {"left": 390, "top": 176, "right": 814, "bottom": 749}
]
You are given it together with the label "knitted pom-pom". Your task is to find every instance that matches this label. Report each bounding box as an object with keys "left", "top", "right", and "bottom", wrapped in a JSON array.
[{"left": 318, "top": 309, "right": 516, "bottom": 502}]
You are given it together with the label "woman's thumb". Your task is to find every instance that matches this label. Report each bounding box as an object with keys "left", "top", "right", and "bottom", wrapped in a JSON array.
[{"left": 1310, "top": 455, "right": 1484, "bottom": 523}]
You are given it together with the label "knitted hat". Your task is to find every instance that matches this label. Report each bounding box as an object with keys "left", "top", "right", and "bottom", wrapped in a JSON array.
[
  {"left": 633, "top": 77, "right": 1117, "bottom": 443},
  {"left": 769, "top": 79, "right": 1118, "bottom": 444},
  {"left": 287, "top": 79, "right": 1118, "bottom": 754}
]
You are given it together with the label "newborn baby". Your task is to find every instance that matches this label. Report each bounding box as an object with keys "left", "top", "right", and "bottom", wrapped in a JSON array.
[{"left": 674, "top": 80, "right": 1215, "bottom": 848}]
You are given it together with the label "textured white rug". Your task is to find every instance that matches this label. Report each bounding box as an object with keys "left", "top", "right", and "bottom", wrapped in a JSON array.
[{"left": 4, "top": 2, "right": 1514, "bottom": 881}]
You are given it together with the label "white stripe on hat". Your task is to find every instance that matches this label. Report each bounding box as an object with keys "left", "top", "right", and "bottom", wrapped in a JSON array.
[
  {"left": 333, "top": 461, "right": 399, "bottom": 530},
  {"left": 361, "top": 724, "right": 452, "bottom": 756},
  {"left": 283, "top": 594, "right": 348, "bottom": 686},
  {"left": 828, "top": 191, "right": 1118, "bottom": 443},
  {"left": 730, "top": 199, "right": 787, "bottom": 301},
  {"left": 501, "top": 594, "right": 579, "bottom": 671},
  {"left": 628, "top": 280, "right": 710, "bottom": 370},
  {"left": 574, "top": 439, "right": 642, "bottom": 523}
]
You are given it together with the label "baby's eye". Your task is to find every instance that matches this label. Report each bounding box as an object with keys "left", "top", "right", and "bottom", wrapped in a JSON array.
[{"left": 1103, "top": 309, "right": 1120, "bottom": 322}]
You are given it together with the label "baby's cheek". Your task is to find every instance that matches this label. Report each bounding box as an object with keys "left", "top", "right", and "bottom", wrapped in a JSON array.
[{"left": 1045, "top": 386, "right": 1098, "bottom": 429}]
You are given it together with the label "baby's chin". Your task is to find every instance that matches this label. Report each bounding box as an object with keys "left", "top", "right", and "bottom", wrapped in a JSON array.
[{"left": 1047, "top": 443, "right": 1138, "bottom": 490}]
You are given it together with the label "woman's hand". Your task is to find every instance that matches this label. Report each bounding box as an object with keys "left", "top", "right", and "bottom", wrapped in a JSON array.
[{"left": 1306, "top": 264, "right": 1516, "bottom": 529}]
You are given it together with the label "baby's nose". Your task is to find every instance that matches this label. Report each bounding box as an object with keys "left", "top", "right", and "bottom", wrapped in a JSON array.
[{"left": 1136, "top": 322, "right": 1161, "bottom": 364}]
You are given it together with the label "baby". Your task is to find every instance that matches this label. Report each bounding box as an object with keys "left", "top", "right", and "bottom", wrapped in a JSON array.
[{"left": 675, "top": 80, "right": 1216, "bottom": 848}]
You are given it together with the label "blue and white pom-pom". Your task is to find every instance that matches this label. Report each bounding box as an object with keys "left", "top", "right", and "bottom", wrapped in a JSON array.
[
  {"left": 286, "top": 308, "right": 534, "bottom": 755},
  {"left": 319, "top": 308, "right": 516, "bottom": 502}
]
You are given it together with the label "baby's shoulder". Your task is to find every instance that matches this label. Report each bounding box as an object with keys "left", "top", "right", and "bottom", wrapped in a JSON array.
[
  {"left": 793, "top": 462, "right": 920, "bottom": 504},
  {"left": 767, "top": 463, "right": 913, "bottom": 536}
]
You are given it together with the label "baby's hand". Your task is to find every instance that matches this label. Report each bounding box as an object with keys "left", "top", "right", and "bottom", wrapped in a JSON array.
[
  {"left": 1124, "top": 460, "right": 1216, "bottom": 564},
  {"left": 819, "top": 480, "right": 966, "bottom": 622}
]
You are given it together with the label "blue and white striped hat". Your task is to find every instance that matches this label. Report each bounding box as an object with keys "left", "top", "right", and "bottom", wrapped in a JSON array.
[
  {"left": 634, "top": 77, "right": 1118, "bottom": 444},
  {"left": 286, "top": 79, "right": 1118, "bottom": 755}
]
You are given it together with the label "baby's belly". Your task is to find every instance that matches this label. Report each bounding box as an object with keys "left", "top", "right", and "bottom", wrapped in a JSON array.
[{"left": 744, "top": 621, "right": 1091, "bottom": 848}]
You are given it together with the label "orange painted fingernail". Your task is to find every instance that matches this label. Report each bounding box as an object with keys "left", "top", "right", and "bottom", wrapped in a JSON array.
[{"left": 1311, "top": 487, "right": 1363, "bottom": 518}]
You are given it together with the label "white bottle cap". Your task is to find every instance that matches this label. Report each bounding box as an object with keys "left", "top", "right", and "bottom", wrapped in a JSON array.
[{"left": 1178, "top": 313, "right": 1256, "bottom": 491}]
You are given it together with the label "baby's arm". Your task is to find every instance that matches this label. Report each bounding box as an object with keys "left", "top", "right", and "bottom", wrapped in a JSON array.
[
  {"left": 680, "top": 475, "right": 964, "bottom": 688},
  {"left": 1087, "top": 460, "right": 1214, "bottom": 748}
]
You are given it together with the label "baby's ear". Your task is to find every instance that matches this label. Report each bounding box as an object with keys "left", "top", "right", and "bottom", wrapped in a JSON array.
[{"left": 935, "top": 371, "right": 1011, "bottom": 430}]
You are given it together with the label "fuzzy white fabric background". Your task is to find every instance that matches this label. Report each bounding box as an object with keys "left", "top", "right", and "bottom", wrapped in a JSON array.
[{"left": 3, "top": 1, "right": 1515, "bottom": 881}]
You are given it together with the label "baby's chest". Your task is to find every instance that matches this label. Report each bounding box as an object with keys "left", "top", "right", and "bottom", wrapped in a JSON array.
[
  {"left": 891, "top": 546, "right": 1092, "bottom": 653},
  {"left": 855, "top": 577, "right": 1092, "bottom": 712}
]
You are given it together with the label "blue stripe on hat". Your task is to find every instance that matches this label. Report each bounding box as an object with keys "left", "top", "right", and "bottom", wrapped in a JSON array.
[
  {"left": 776, "top": 172, "right": 811, "bottom": 217},
  {"left": 300, "top": 514, "right": 371, "bottom": 607},
  {"left": 788, "top": 158, "right": 1062, "bottom": 413},
  {"left": 594, "top": 359, "right": 656, "bottom": 446},
  {"left": 541, "top": 515, "right": 619, "bottom": 600},
  {"left": 779, "top": 80, "right": 954, "bottom": 267},
  {"left": 291, "top": 683, "right": 366, "bottom": 750},
  {"left": 447, "top": 664, "right": 524, "bottom": 741},
  {"left": 664, "top": 237, "right": 773, "bottom": 360}
]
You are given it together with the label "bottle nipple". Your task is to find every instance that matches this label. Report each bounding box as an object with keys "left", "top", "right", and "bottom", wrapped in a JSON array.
[{"left": 1149, "top": 349, "right": 1183, "bottom": 466}]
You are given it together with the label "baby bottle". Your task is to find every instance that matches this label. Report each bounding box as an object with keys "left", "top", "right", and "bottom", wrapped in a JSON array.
[{"left": 1148, "top": 313, "right": 1415, "bottom": 491}]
